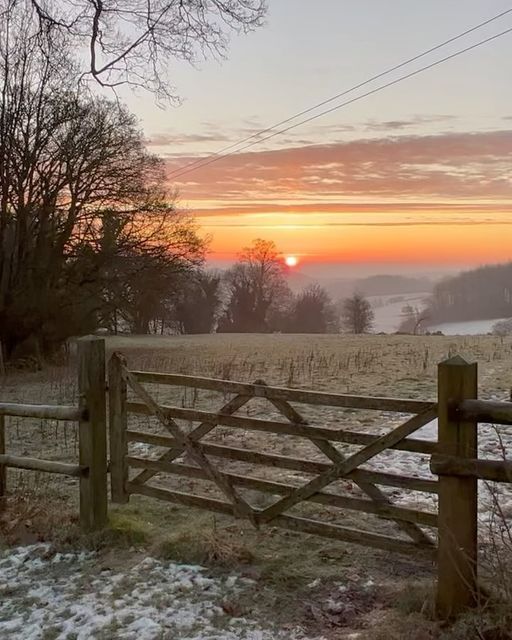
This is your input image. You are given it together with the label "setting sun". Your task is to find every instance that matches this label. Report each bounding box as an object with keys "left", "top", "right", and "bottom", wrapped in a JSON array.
[{"left": 285, "top": 255, "right": 298, "bottom": 267}]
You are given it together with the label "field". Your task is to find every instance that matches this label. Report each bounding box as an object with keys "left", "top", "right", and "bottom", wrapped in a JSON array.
[{"left": 1, "top": 333, "right": 512, "bottom": 639}]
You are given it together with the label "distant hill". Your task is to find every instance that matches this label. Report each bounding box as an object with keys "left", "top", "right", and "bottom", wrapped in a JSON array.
[
  {"left": 286, "top": 273, "right": 434, "bottom": 299},
  {"left": 321, "top": 274, "right": 433, "bottom": 299},
  {"left": 426, "top": 261, "right": 512, "bottom": 324},
  {"left": 355, "top": 275, "right": 433, "bottom": 296}
]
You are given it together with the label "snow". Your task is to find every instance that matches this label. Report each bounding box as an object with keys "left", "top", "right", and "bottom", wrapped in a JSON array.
[
  {"left": 428, "top": 318, "right": 508, "bottom": 335},
  {"left": 0, "top": 546, "right": 320, "bottom": 640},
  {"left": 362, "top": 408, "right": 512, "bottom": 520}
]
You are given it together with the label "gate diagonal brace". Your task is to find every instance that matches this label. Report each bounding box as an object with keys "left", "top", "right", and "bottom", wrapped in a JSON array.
[
  {"left": 130, "top": 393, "right": 249, "bottom": 486},
  {"left": 259, "top": 378, "right": 435, "bottom": 545},
  {"left": 123, "top": 368, "right": 257, "bottom": 526},
  {"left": 258, "top": 406, "right": 437, "bottom": 543}
]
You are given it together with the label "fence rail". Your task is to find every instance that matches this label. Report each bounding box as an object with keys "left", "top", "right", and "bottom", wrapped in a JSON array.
[
  {"left": 456, "top": 398, "right": 512, "bottom": 425},
  {"left": 131, "top": 370, "right": 434, "bottom": 413},
  {"left": 0, "top": 337, "right": 107, "bottom": 531},
  {"left": 0, "top": 403, "right": 83, "bottom": 421}
]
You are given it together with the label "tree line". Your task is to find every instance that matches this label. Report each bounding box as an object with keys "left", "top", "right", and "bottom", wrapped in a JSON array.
[
  {"left": 99, "top": 238, "right": 375, "bottom": 338},
  {"left": 426, "top": 262, "right": 512, "bottom": 324},
  {"left": 0, "top": 2, "right": 373, "bottom": 364}
]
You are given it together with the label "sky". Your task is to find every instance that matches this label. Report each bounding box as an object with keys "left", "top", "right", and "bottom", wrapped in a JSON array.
[{"left": 122, "top": 0, "right": 512, "bottom": 276}]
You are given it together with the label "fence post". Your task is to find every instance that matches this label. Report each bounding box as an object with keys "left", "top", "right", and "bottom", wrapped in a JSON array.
[
  {"left": 0, "top": 415, "right": 5, "bottom": 507},
  {"left": 436, "top": 355, "right": 478, "bottom": 618},
  {"left": 108, "top": 352, "right": 129, "bottom": 504},
  {"left": 78, "top": 337, "right": 108, "bottom": 531}
]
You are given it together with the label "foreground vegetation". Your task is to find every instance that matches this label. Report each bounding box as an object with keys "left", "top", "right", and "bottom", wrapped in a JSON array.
[{"left": 1, "top": 334, "right": 512, "bottom": 638}]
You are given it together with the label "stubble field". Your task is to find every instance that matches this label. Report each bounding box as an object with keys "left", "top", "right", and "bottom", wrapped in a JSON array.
[{"left": 1, "top": 333, "right": 512, "bottom": 639}]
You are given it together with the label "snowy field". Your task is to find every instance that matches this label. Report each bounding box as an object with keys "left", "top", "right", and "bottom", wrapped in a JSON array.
[
  {"left": 428, "top": 318, "right": 508, "bottom": 335},
  {"left": 0, "top": 545, "right": 321, "bottom": 640},
  {"left": 368, "top": 291, "right": 508, "bottom": 336}
]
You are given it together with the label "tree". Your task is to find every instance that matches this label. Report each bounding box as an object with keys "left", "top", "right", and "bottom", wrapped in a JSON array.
[
  {"left": 0, "top": 18, "right": 205, "bottom": 355},
  {"left": 492, "top": 318, "right": 512, "bottom": 337},
  {"left": 174, "top": 270, "right": 223, "bottom": 334},
  {"left": 427, "top": 262, "right": 512, "bottom": 324},
  {"left": 13, "top": 0, "right": 266, "bottom": 101},
  {"left": 398, "top": 304, "right": 429, "bottom": 334},
  {"left": 287, "top": 284, "right": 338, "bottom": 333},
  {"left": 341, "top": 293, "right": 374, "bottom": 334},
  {"left": 218, "top": 239, "right": 290, "bottom": 333}
]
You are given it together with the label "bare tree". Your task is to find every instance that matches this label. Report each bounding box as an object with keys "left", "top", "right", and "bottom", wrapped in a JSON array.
[
  {"left": 398, "top": 304, "right": 429, "bottom": 334},
  {"left": 0, "top": 19, "right": 205, "bottom": 355},
  {"left": 11, "top": 0, "right": 266, "bottom": 101},
  {"left": 218, "top": 239, "right": 290, "bottom": 333},
  {"left": 341, "top": 292, "right": 374, "bottom": 334}
]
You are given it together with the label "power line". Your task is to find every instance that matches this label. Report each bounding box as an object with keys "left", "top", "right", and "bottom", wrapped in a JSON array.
[
  {"left": 169, "top": 25, "right": 512, "bottom": 181},
  {"left": 167, "top": 7, "right": 512, "bottom": 180}
]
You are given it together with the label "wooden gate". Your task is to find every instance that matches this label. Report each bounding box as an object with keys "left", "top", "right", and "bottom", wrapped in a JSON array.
[
  {"left": 108, "top": 351, "right": 512, "bottom": 617},
  {"left": 108, "top": 352, "right": 439, "bottom": 556}
]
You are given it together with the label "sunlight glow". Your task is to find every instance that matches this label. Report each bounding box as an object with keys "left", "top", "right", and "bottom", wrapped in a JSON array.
[{"left": 285, "top": 255, "right": 298, "bottom": 267}]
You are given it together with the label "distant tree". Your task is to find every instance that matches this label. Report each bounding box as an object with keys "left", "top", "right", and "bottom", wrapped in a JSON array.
[
  {"left": 492, "top": 318, "right": 512, "bottom": 337},
  {"left": 427, "top": 262, "right": 512, "bottom": 324},
  {"left": 174, "top": 270, "right": 223, "bottom": 334},
  {"left": 218, "top": 239, "right": 290, "bottom": 332},
  {"left": 341, "top": 293, "right": 374, "bottom": 334},
  {"left": 287, "top": 284, "right": 338, "bottom": 333},
  {"left": 398, "top": 304, "right": 429, "bottom": 334}
]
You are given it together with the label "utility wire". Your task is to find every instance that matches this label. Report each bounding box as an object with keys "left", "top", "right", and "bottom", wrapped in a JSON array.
[
  {"left": 167, "top": 7, "right": 512, "bottom": 180},
  {"left": 169, "top": 25, "right": 512, "bottom": 181}
]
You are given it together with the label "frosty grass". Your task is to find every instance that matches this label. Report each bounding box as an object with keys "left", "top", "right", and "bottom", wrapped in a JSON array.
[{"left": 0, "top": 545, "right": 320, "bottom": 640}]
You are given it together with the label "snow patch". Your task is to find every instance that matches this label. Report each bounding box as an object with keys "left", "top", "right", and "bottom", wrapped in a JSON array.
[{"left": 0, "top": 545, "right": 320, "bottom": 639}]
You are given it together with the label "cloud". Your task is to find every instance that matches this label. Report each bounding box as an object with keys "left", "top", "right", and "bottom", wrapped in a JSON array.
[
  {"left": 165, "top": 130, "right": 512, "bottom": 211},
  {"left": 364, "top": 115, "right": 456, "bottom": 131},
  {"left": 146, "top": 131, "right": 231, "bottom": 146}
]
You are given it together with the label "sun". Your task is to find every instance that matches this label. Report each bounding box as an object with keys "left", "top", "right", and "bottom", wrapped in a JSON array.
[{"left": 285, "top": 255, "right": 299, "bottom": 267}]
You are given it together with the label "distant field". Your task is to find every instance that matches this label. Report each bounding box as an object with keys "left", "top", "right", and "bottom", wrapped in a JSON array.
[{"left": 3, "top": 333, "right": 512, "bottom": 479}]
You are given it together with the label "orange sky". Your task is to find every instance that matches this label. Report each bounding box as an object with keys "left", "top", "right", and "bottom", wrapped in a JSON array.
[
  {"left": 195, "top": 214, "right": 512, "bottom": 265},
  {"left": 157, "top": 130, "right": 512, "bottom": 268}
]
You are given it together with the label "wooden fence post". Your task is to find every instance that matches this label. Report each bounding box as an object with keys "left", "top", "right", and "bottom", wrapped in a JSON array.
[
  {"left": 78, "top": 337, "right": 108, "bottom": 531},
  {"left": 436, "top": 355, "right": 478, "bottom": 618},
  {"left": 108, "top": 352, "right": 129, "bottom": 503}
]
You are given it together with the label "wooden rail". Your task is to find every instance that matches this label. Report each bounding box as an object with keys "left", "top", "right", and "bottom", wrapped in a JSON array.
[
  {"left": 126, "top": 401, "right": 438, "bottom": 455},
  {"left": 456, "top": 399, "right": 512, "bottom": 426},
  {"left": 127, "top": 482, "right": 435, "bottom": 557},
  {"left": 126, "top": 429, "right": 438, "bottom": 493},
  {"left": 0, "top": 337, "right": 107, "bottom": 531},
  {"left": 431, "top": 454, "right": 512, "bottom": 483},
  {"left": 126, "top": 455, "right": 437, "bottom": 526},
  {"left": 131, "top": 370, "right": 434, "bottom": 413},
  {"left": 0, "top": 454, "right": 85, "bottom": 477},
  {"left": 0, "top": 402, "right": 83, "bottom": 421}
]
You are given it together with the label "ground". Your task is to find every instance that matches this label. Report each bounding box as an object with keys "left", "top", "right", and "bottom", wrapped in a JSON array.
[{"left": 1, "top": 334, "right": 512, "bottom": 639}]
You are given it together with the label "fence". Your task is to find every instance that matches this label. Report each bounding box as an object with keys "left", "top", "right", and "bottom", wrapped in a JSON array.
[
  {"left": 0, "top": 337, "right": 107, "bottom": 531},
  {"left": 108, "top": 352, "right": 512, "bottom": 617},
  {"left": 1, "top": 341, "right": 512, "bottom": 619}
]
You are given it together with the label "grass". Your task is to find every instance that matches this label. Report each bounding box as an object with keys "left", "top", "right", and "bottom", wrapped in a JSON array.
[{"left": 1, "top": 333, "right": 512, "bottom": 637}]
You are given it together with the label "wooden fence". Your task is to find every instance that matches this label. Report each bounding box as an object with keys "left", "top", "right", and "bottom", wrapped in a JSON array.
[
  {"left": 1, "top": 342, "right": 512, "bottom": 619},
  {"left": 0, "top": 337, "right": 107, "bottom": 531},
  {"left": 107, "top": 353, "right": 512, "bottom": 618}
]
